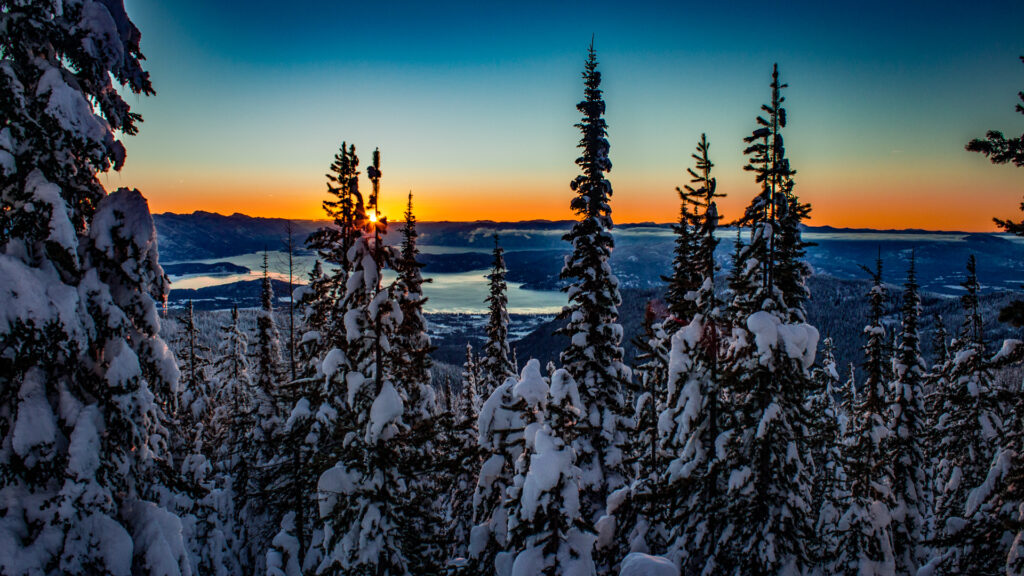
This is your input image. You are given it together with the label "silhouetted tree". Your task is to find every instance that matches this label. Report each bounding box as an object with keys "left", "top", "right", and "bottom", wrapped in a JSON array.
[{"left": 967, "top": 56, "right": 1024, "bottom": 325}]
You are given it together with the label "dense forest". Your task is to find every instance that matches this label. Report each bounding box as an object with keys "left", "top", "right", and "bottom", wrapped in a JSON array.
[{"left": 2, "top": 3, "right": 1024, "bottom": 576}]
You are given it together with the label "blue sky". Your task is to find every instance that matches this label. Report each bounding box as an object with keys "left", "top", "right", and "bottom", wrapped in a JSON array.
[{"left": 115, "top": 0, "right": 1024, "bottom": 229}]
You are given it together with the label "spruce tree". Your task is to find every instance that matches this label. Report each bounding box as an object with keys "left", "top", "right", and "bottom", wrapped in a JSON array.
[
  {"left": 267, "top": 149, "right": 372, "bottom": 576},
  {"left": 179, "top": 300, "right": 211, "bottom": 413},
  {"left": 255, "top": 252, "right": 283, "bottom": 421},
  {"left": 207, "top": 306, "right": 256, "bottom": 573},
  {"left": 469, "top": 365, "right": 529, "bottom": 574},
  {"left": 317, "top": 148, "right": 414, "bottom": 575},
  {"left": 657, "top": 134, "right": 728, "bottom": 574},
  {"left": 831, "top": 255, "right": 896, "bottom": 575},
  {"left": 481, "top": 234, "right": 516, "bottom": 395},
  {"left": 662, "top": 187, "right": 700, "bottom": 326},
  {"left": 445, "top": 350, "right": 484, "bottom": 565},
  {"left": 931, "top": 314, "right": 950, "bottom": 370},
  {"left": 306, "top": 142, "right": 363, "bottom": 350},
  {"left": 713, "top": 63, "right": 820, "bottom": 574},
  {"left": 630, "top": 304, "right": 669, "bottom": 485},
  {"left": 392, "top": 191, "right": 445, "bottom": 573},
  {"left": 613, "top": 306, "right": 667, "bottom": 559},
  {"left": 0, "top": 2, "right": 193, "bottom": 573},
  {"left": 926, "top": 256, "right": 1005, "bottom": 573},
  {"left": 887, "top": 252, "right": 930, "bottom": 574},
  {"left": 808, "top": 337, "right": 848, "bottom": 569},
  {"left": 462, "top": 343, "right": 484, "bottom": 418},
  {"left": 175, "top": 299, "right": 213, "bottom": 463},
  {"left": 557, "top": 40, "right": 631, "bottom": 527},
  {"left": 237, "top": 252, "right": 284, "bottom": 571},
  {"left": 964, "top": 360, "right": 1024, "bottom": 575},
  {"left": 296, "top": 259, "right": 332, "bottom": 370},
  {"left": 393, "top": 190, "right": 435, "bottom": 421},
  {"left": 505, "top": 362, "right": 597, "bottom": 576},
  {"left": 662, "top": 133, "right": 723, "bottom": 329}
]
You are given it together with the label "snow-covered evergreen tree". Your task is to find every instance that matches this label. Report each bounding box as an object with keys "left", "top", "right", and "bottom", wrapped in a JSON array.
[
  {"left": 930, "top": 314, "right": 950, "bottom": 371},
  {"left": 256, "top": 251, "right": 283, "bottom": 403},
  {"left": 662, "top": 188, "right": 700, "bottom": 327},
  {"left": 294, "top": 260, "right": 332, "bottom": 372},
  {"left": 481, "top": 234, "right": 516, "bottom": 395},
  {"left": 886, "top": 252, "right": 930, "bottom": 574},
  {"left": 265, "top": 146, "right": 372, "bottom": 576},
  {"left": 316, "top": 148, "right": 417, "bottom": 575},
  {"left": 445, "top": 350, "right": 484, "bottom": 566},
  {"left": 830, "top": 256, "right": 896, "bottom": 576},
  {"left": 462, "top": 343, "right": 484, "bottom": 419},
  {"left": 0, "top": 2, "right": 194, "bottom": 573},
  {"left": 235, "top": 252, "right": 285, "bottom": 572},
  {"left": 174, "top": 299, "right": 213, "bottom": 467},
  {"left": 631, "top": 305, "right": 669, "bottom": 485},
  {"left": 178, "top": 300, "right": 211, "bottom": 419},
  {"left": 713, "top": 63, "right": 820, "bottom": 574},
  {"left": 557, "top": 41, "right": 632, "bottom": 531},
  {"left": 963, "top": 346, "right": 1024, "bottom": 576},
  {"left": 469, "top": 371, "right": 527, "bottom": 574},
  {"left": 505, "top": 361, "right": 597, "bottom": 576},
  {"left": 925, "top": 256, "right": 1007, "bottom": 573},
  {"left": 392, "top": 191, "right": 435, "bottom": 422},
  {"left": 171, "top": 301, "right": 236, "bottom": 576},
  {"left": 391, "top": 191, "right": 445, "bottom": 573},
  {"left": 306, "top": 142, "right": 362, "bottom": 352},
  {"left": 808, "top": 337, "right": 848, "bottom": 569},
  {"left": 656, "top": 134, "right": 727, "bottom": 574},
  {"left": 205, "top": 306, "right": 254, "bottom": 573}
]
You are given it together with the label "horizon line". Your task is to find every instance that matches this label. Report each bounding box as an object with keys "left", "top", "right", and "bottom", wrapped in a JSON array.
[{"left": 153, "top": 210, "right": 1005, "bottom": 235}]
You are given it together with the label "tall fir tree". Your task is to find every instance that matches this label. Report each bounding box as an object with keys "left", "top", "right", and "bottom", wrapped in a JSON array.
[
  {"left": 266, "top": 147, "right": 373, "bottom": 576},
  {"left": 808, "top": 337, "right": 848, "bottom": 569},
  {"left": 255, "top": 251, "right": 283, "bottom": 414},
  {"left": 0, "top": 2, "right": 195, "bottom": 573},
  {"left": 713, "top": 63, "right": 820, "bottom": 574},
  {"left": 657, "top": 134, "right": 728, "bottom": 574},
  {"left": 392, "top": 191, "right": 445, "bottom": 573},
  {"left": 926, "top": 255, "right": 1005, "bottom": 573},
  {"left": 175, "top": 299, "right": 213, "bottom": 461},
  {"left": 557, "top": 41, "right": 632, "bottom": 528},
  {"left": 886, "top": 252, "right": 930, "bottom": 574},
  {"left": 930, "top": 314, "right": 950, "bottom": 371},
  {"left": 317, "top": 148, "right": 417, "bottom": 576},
  {"left": 830, "top": 255, "right": 896, "bottom": 576},
  {"left": 444, "top": 346, "right": 484, "bottom": 565},
  {"left": 306, "top": 142, "right": 363, "bottom": 352},
  {"left": 392, "top": 191, "right": 435, "bottom": 421},
  {"left": 481, "top": 234, "right": 516, "bottom": 396},
  {"left": 237, "top": 251, "right": 285, "bottom": 572},
  {"left": 463, "top": 343, "right": 484, "bottom": 418}
]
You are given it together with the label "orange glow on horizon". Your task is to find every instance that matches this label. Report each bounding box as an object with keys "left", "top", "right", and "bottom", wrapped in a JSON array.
[{"left": 127, "top": 163, "right": 1021, "bottom": 233}]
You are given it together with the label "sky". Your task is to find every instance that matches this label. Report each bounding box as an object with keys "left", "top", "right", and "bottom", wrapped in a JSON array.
[{"left": 112, "top": 0, "right": 1023, "bottom": 231}]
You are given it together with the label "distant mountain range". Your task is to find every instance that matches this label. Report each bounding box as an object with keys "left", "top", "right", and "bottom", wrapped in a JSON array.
[{"left": 155, "top": 211, "right": 1024, "bottom": 297}]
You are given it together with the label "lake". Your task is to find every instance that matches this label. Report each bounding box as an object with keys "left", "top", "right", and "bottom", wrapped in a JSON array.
[{"left": 166, "top": 249, "right": 568, "bottom": 314}]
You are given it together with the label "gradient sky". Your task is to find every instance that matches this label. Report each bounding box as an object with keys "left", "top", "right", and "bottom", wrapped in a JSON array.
[{"left": 112, "top": 0, "right": 1023, "bottom": 231}]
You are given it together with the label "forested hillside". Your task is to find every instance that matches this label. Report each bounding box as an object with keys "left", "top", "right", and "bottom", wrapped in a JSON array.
[{"left": 3, "top": 4, "right": 1023, "bottom": 576}]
